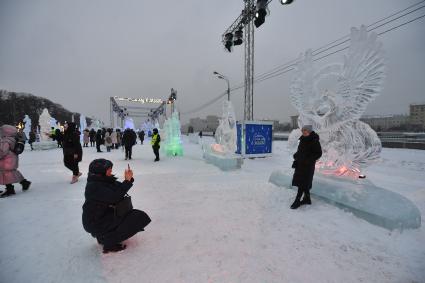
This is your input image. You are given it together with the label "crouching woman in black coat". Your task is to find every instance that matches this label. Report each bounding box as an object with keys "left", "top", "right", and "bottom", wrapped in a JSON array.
[
  {"left": 82, "top": 159, "right": 151, "bottom": 253},
  {"left": 291, "top": 125, "right": 322, "bottom": 209}
]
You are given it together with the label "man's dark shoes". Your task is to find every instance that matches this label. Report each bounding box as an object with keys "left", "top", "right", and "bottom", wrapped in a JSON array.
[
  {"left": 300, "top": 197, "right": 312, "bottom": 205},
  {"left": 103, "top": 243, "right": 126, "bottom": 254},
  {"left": 290, "top": 200, "right": 301, "bottom": 209}
]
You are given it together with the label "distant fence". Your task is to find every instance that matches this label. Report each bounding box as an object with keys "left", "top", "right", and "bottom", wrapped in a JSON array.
[
  {"left": 271, "top": 131, "right": 425, "bottom": 150},
  {"left": 273, "top": 132, "right": 290, "bottom": 141},
  {"left": 378, "top": 132, "right": 425, "bottom": 150},
  {"left": 380, "top": 141, "right": 425, "bottom": 150},
  {"left": 185, "top": 131, "right": 425, "bottom": 150}
]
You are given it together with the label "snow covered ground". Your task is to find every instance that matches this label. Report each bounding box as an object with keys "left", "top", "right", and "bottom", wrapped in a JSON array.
[{"left": 1, "top": 137, "right": 424, "bottom": 283}]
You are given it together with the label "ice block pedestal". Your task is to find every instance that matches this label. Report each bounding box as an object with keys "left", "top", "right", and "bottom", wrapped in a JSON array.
[
  {"left": 188, "top": 133, "right": 200, "bottom": 144},
  {"left": 30, "top": 141, "right": 58, "bottom": 150},
  {"left": 203, "top": 145, "right": 243, "bottom": 171},
  {"left": 269, "top": 170, "right": 421, "bottom": 231}
]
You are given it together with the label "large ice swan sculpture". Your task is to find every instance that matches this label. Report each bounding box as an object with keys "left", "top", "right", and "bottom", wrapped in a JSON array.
[
  {"left": 270, "top": 26, "right": 421, "bottom": 230},
  {"left": 288, "top": 25, "right": 386, "bottom": 177}
]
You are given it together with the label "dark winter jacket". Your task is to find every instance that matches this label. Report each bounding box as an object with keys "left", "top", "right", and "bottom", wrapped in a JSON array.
[
  {"left": 29, "top": 131, "right": 36, "bottom": 143},
  {"left": 89, "top": 129, "right": 96, "bottom": 142},
  {"left": 292, "top": 131, "right": 322, "bottom": 189},
  {"left": 55, "top": 129, "right": 63, "bottom": 143},
  {"left": 96, "top": 131, "right": 103, "bottom": 144},
  {"left": 138, "top": 131, "right": 145, "bottom": 141},
  {"left": 62, "top": 124, "right": 83, "bottom": 161},
  {"left": 122, "top": 130, "right": 137, "bottom": 147},
  {"left": 82, "top": 174, "right": 134, "bottom": 235}
]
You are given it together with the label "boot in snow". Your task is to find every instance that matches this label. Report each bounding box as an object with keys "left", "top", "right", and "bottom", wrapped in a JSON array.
[
  {"left": 70, "top": 175, "right": 79, "bottom": 184},
  {"left": 20, "top": 179, "right": 31, "bottom": 191},
  {"left": 290, "top": 200, "right": 301, "bottom": 209},
  {"left": 300, "top": 197, "right": 311, "bottom": 205},
  {"left": 291, "top": 187, "right": 303, "bottom": 209},
  {"left": 300, "top": 191, "right": 311, "bottom": 205},
  {"left": 0, "top": 185, "right": 16, "bottom": 198},
  {"left": 103, "top": 243, "right": 126, "bottom": 254}
]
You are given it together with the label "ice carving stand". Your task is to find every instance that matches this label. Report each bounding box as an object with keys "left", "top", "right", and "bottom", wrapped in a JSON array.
[{"left": 270, "top": 170, "right": 421, "bottom": 230}]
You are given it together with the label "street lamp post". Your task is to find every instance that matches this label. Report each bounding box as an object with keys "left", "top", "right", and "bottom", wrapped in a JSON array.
[{"left": 213, "top": 71, "right": 230, "bottom": 101}]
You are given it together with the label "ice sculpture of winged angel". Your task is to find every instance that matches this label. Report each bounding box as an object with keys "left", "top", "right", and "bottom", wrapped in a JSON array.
[{"left": 288, "top": 25, "right": 386, "bottom": 177}]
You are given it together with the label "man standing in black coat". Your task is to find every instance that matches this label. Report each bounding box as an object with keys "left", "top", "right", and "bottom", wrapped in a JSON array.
[
  {"left": 122, "top": 129, "right": 137, "bottom": 160},
  {"left": 138, "top": 130, "right": 145, "bottom": 145},
  {"left": 82, "top": 159, "right": 151, "bottom": 253},
  {"left": 62, "top": 122, "right": 83, "bottom": 184},
  {"left": 28, "top": 129, "right": 36, "bottom": 150},
  {"left": 95, "top": 129, "right": 103, "bottom": 152},
  {"left": 55, "top": 128, "right": 63, "bottom": 148},
  {"left": 89, "top": 128, "right": 96, "bottom": 147},
  {"left": 291, "top": 125, "right": 322, "bottom": 209}
]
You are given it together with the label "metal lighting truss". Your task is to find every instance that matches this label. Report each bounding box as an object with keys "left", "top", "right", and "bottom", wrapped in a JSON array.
[{"left": 221, "top": 0, "right": 257, "bottom": 121}]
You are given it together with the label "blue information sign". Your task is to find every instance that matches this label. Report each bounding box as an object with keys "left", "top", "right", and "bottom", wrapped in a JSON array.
[{"left": 236, "top": 121, "right": 273, "bottom": 157}]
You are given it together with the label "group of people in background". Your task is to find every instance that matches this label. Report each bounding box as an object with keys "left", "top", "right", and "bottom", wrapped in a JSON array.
[
  {"left": 19, "top": 126, "right": 65, "bottom": 150},
  {"left": 62, "top": 126, "right": 161, "bottom": 183},
  {"left": 82, "top": 128, "right": 95, "bottom": 148},
  {"left": 0, "top": 122, "right": 162, "bottom": 192}
]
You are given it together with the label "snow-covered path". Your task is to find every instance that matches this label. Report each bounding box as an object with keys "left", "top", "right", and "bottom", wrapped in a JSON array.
[{"left": 1, "top": 138, "right": 424, "bottom": 283}]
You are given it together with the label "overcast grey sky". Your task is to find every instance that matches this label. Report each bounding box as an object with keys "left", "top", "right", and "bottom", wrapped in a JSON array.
[{"left": 1, "top": 0, "right": 424, "bottom": 125}]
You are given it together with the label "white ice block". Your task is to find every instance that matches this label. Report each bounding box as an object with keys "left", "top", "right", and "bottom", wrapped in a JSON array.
[
  {"left": 269, "top": 170, "right": 421, "bottom": 231},
  {"left": 188, "top": 133, "right": 200, "bottom": 144},
  {"left": 203, "top": 146, "right": 243, "bottom": 171},
  {"left": 28, "top": 141, "right": 58, "bottom": 150}
]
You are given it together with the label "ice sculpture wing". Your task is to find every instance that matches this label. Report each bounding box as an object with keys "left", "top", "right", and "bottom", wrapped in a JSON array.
[
  {"left": 337, "top": 25, "right": 385, "bottom": 121},
  {"left": 290, "top": 49, "right": 315, "bottom": 113}
]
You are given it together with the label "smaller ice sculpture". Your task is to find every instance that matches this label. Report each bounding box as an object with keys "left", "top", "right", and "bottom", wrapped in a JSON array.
[
  {"left": 162, "top": 111, "right": 183, "bottom": 156},
  {"left": 154, "top": 119, "right": 160, "bottom": 130},
  {"left": 142, "top": 120, "right": 154, "bottom": 136},
  {"left": 202, "top": 100, "right": 242, "bottom": 170},
  {"left": 33, "top": 108, "right": 57, "bottom": 150},
  {"left": 50, "top": 117, "right": 57, "bottom": 129},
  {"left": 39, "top": 109, "right": 54, "bottom": 141},
  {"left": 212, "top": 100, "right": 237, "bottom": 155},
  {"left": 89, "top": 119, "right": 103, "bottom": 130},
  {"left": 124, "top": 117, "right": 135, "bottom": 130},
  {"left": 80, "top": 115, "right": 87, "bottom": 141},
  {"left": 23, "top": 115, "right": 31, "bottom": 138}
]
